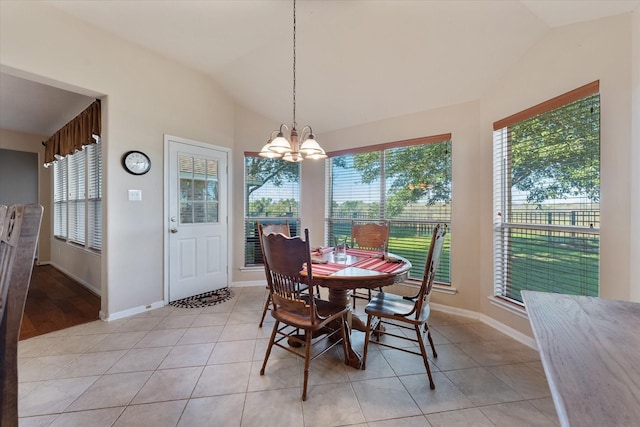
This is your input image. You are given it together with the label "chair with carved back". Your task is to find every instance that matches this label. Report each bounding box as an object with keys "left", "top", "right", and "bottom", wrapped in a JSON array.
[
  {"left": 257, "top": 220, "right": 293, "bottom": 327},
  {"left": 361, "top": 223, "right": 447, "bottom": 390},
  {"left": 259, "top": 229, "right": 349, "bottom": 401},
  {"left": 350, "top": 220, "right": 390, "bottom": 307},
  {"left": 257, "top": 221, "right": 320, "bottom": 327},
  {"left": 1, "top": 204, "right": 44, "bottom": 426}
]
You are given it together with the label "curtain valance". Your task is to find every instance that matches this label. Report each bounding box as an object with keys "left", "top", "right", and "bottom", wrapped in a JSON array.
[{"left": 43, "top": 100, "right": 101, "bottom": 166}]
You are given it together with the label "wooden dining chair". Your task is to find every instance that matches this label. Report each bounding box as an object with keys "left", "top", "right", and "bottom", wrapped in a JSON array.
[
  {"left": 257, "top": 220, "right": 293, "bottom": 327},
  {"left": 259, "top": 228, "right": 349, "bottom": 401},
  {"left": 1, "top": 204, "right": 44, "bottom": 426},
  {"left": 350, "top": 220, "right": 390, "bottom": 307},
  {"left": 361, "top": 223, "right": 447, "bottom": 390}
]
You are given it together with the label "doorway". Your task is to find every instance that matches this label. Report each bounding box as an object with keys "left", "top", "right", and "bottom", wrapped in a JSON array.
[{"left": 165, "top": 135, "right": 229, "bottom": 302}]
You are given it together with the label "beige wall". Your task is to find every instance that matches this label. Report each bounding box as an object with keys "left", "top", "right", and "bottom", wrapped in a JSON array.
[
  {"left": 631, "top": 7, "right": 640, "bottom": 303},
  {"left": 0, "top": 129, "right": 51, "bottom": 263},
  {"left": 319, "top": 102, "right": 483, "bottom": 313},
  {"left": 1, "top": 2, "right": 235, "bottom": 317},
  {"left": 307, "top": 13, "right": 637, "bottom": 337},
  {"left": 2, "top": 2, "right": 637, "bottom": 333}
]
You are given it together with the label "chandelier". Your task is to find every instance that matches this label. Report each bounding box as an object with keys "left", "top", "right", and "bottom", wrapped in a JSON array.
[{"left": 259, "top": 0, "right": 326, "bottom": 162}]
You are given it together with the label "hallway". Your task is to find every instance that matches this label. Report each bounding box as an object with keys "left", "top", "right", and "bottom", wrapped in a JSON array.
[{"left": 20, "top": 265, "right": 101, "bottom": 340}]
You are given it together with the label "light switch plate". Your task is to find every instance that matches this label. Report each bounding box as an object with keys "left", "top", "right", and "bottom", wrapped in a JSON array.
[{"left": 128, "top": 189, "right": 142, "bottom": 201}]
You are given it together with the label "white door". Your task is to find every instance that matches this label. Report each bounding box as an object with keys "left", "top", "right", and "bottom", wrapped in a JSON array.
[{"left": 167, "top": 137, "right": 228, "bottom": 302}]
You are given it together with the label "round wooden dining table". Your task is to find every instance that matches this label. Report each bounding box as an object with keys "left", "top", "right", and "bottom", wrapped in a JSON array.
[{"left": 306, "top": 248, "right": 412, "bottom": 369}]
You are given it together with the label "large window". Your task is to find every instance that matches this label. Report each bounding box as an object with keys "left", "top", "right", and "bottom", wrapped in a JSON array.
[
  {"left": 53, "top": 140, "right": 102, "bottom": 251},
  {"left": 244, "top": 155, "right": 301, "bottom": 266},
  {"left": 493, "top": 81, "right": 600, "bottom": 304},
  {"left": 326, "top": 135, "right": 452, "bottom": 283}
]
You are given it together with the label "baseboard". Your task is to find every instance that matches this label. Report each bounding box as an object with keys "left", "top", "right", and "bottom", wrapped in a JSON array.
[
  {"left": 430, "top": 302, "right": 537, "bottom": 350},
  {"left": 101, "top": 300, "right": 165, "bottom": 321},
  {"left": 47, "top": 262, "right": 101, "bottom": 297},
  {"left": 231, "top": 280, "right": 266, "bottom": 288}
]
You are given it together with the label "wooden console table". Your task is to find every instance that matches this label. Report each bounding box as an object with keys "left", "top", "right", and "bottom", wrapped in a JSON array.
[{"left": 522, "top": 291, "right": 640, "bottom": 427}]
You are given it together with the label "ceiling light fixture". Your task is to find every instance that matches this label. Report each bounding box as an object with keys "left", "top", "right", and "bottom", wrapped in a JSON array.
[{"left": 259, "top": 0, "right": 326, "bottom": 162}]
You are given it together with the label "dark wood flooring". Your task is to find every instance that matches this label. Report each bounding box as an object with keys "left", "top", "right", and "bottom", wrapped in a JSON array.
[{"left": 19, "top": 265, "right": 101, "bottom": 340}]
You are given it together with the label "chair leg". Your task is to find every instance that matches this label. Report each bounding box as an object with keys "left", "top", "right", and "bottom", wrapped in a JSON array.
[
  {"left": 259, "top": 292, "right": 271, "bottom": 328},
  {"left": 340, "top": 315, "right": 350, "bottom": 366},
  {"left": 414, "top": 325, "right": 435, "bottom": 389},
  {"left": 260, "top": 320, "right": 279, "bottom": 375},
  {"left": 361, "top": 315, "right": 373, "bottom": 370},
  {"left": 302, "top": 330, "right": 312, "bottom": 401},
  {"left": 425, "top": 322, "right": 437, "bottom": 358}
]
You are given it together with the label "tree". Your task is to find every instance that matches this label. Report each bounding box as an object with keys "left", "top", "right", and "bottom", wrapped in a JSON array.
[
  {"left": 245, "top": 157, "right": 300, "bottom": 218},
  {"left": 333, "top": 142, "right": 452, "bottom": 218},
  {"left": 245, "top": 157, "right": 299, "bottom": 199},
  {"left": 510, "top": 95, "right": 600, "bottom": 204}
]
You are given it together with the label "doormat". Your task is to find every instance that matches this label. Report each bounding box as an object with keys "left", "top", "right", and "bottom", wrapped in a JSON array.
[{"left": 169, "top": 288, "right": 235, "bottom": 309}]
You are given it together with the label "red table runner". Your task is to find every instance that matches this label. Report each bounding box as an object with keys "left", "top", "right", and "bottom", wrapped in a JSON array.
[
  {"left": 351, "top": 257, "right": 407, "bottom": 273},
  {"left": 346, "top": 248, "right": 381, "bottom": 258},
  {"left": 308, "top": 262, "right": 347, "bottom": 276}
]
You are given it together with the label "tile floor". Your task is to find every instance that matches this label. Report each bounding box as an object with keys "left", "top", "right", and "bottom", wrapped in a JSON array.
[{"left": 17, "top": 286, "right": 560, "bottom": 427}]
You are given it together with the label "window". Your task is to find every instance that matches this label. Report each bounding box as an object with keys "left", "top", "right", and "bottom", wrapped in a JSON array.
[
  {"left": 244, "top": 154, "right": 301, "bottom": 266},
  {"left": 326, "top": 135, "right": 452, "bottom": 283},
  {"left": 53, "top": 140, "right": 102, "bottom": 251},
  {"left": 493, "top": 81, "right": 600, "bottom": 304}
]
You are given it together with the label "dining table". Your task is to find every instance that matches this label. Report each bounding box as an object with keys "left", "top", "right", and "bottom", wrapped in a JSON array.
[
  {"left": 522, "top": 291, "right": 640, "bottom": 427},
  {"left": 305, "top": 247, "right": 412, "bottom": 369}
]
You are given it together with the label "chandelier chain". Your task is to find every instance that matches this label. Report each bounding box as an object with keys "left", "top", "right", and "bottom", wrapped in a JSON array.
[{"left": 292, "top": 0, "right": 296, "bottom": 126}]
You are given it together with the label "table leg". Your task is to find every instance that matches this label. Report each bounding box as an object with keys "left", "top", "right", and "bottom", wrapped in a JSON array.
[{"left": 328, "top": 288, "right": 363, "bottom": 369}]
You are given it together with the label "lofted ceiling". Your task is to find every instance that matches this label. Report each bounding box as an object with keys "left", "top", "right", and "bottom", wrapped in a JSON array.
[{"left": 1, "top": 0, "right": 637, "bottom": 138}]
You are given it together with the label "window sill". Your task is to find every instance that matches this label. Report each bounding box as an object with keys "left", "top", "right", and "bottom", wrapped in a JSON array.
[
  {"left": 239, "top": 266, "right": 262, "bottom": 273},
  {"left": 488, "top": 295, "right": 528, "bottom": 319},
  {"left": 404, "top": 279, "right": 458, "bottom": 295}
]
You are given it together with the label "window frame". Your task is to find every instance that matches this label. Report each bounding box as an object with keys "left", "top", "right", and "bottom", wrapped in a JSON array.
[
  {"left": 325, "top": 134, "right": 452, "bottom": 284},
  {"left": 492, "top": 81, "right": 600, "bottom": 306},
  {"left": 243, "top": 153, "right": 302, "bottom": 267}
]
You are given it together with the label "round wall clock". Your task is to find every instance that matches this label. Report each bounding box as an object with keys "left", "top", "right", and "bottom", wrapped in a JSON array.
[{"left": 122, "top": 150, "right": 151, "bottom": 175}]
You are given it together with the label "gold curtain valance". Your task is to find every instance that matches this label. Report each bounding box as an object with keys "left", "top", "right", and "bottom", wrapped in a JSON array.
[{"left": 43, "top": 100, "right": 101, "bottom": 166}]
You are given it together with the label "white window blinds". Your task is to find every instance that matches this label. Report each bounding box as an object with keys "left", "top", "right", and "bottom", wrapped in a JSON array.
[
  {"left": 243, "top": 155, "right": 301, "bottom": 266},
  {"left": 52, "top": 140, "right": 102, "bottom": 252},
  {"left": 493, "top": 82, "right": 600, "bottom": 304},
  {"left": 326, "top": 136, "right": 452, "bottom": 283}
]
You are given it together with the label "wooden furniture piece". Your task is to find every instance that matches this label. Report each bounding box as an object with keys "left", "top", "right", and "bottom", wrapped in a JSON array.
[
  {"left": 257, "top": 220, "right": 292, "bottom": 328},
  {"left": 1, "top": 204, "right": 44, "bottom": 426},
  {"left": 522, "top": 290, "right": 640, "bottom": 427},
  {"left": 361, "top": 224, "right": 446, "bottom": 389},
  {"left": 350, "top": 220, "right": 390, "bottom": 307},
  {"left": 259, "top": 229, "right": 349, "bottom": 401},
  {"left": 308, "top": 248, "right": 411, "bottom": 369}
]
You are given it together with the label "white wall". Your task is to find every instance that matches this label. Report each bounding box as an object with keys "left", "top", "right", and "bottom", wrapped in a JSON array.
[{"left": 0, "top": 2, "right": 235, "bottom": 317}]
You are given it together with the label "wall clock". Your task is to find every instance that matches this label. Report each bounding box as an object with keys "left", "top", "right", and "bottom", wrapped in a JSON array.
[{"left": 122, "top": 150, "right": 151, "bottom": 175}]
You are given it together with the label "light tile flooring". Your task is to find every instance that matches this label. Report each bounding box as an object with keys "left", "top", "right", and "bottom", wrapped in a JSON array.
[{"left": 17, "top": 286, "right": 560, "bottom": 427}]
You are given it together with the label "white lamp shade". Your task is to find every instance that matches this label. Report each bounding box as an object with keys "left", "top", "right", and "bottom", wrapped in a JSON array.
[
  {"left": 299, "top": 137, "right": 323, "bottom": 155},
  {"left": 306, "top": 148, "right": 327, "bottom": 160},
  {"left": 269, "top": 135, "right": 292, "bottom": 154},
  {"left": 259, "top": 142, "right": 283, "bottom": 158},
  {"left": 283, "top": 151, "right": 304, "bottom": 162}
]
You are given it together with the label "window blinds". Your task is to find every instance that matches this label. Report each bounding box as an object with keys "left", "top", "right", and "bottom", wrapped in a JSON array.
[
  {"left": 243, "top": 156, "right": 301, "bottom": 266},
  {"left": 493, "top": 83, "right": 600, "bottom": 304},
  {"left": 325, "top": 136, "right": 452, "bottom": 283}
]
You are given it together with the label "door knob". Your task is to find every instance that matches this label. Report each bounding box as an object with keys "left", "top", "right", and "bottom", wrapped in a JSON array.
[{"left": 170, "top": 228, "right": 178, "bottom": 233}]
